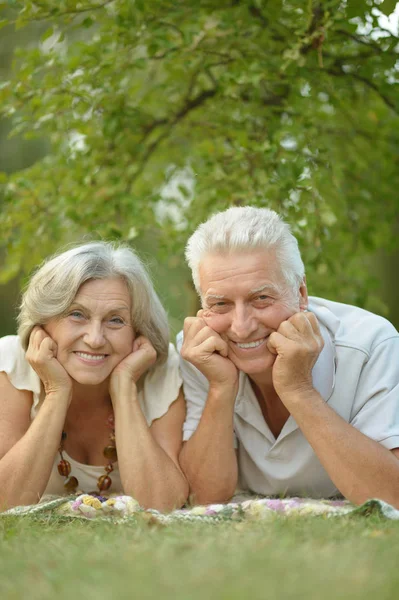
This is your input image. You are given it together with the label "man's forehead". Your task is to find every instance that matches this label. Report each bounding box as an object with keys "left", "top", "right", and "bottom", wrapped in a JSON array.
[{"left": 198, "top": 250, "right": 284, "bottom": 294}]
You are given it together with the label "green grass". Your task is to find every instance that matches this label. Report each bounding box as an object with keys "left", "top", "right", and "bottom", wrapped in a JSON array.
[{"left": 0, "top": 514, "right": 398, "bottom": 600}]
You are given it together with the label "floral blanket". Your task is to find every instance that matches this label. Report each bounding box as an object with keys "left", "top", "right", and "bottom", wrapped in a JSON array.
[{"left": 2, "top": 494, "right": 399, "bottom": 523}]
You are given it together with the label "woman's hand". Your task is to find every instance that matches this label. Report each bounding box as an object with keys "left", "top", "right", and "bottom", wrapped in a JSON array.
[
  {"left": 26, "top": 326, "right": 73, "bottom": 400},
  {"left": 109, "top": 336, "right": 157, "bottom": 400}
]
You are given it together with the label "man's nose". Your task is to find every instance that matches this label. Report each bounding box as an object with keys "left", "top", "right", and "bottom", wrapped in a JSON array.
[
  {"left": 230, "top": 306, "right": 257, "bottom": 340},
  {"left": 83, "top": 321, "right": 106, "bottom": 347}
]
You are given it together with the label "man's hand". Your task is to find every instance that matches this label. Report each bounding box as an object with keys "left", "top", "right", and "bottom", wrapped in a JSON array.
[
  {"left": 267, "top": 311, "right": 323, "bottom": 402},
  {"left": 26, "top": 326, "right": 72, "bottom": 399},
  {"left": 109, "top": 336, "right": 157, "bottom": 400},
  {"left": 181, "top": 311, "right": 239, "bottom": 394}
]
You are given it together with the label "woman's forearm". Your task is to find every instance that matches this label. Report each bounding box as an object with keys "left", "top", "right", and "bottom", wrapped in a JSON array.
[
  {"left": 0, "top": 393, "right": 69, "bottom": 510},
  {"left": 113, "top": 394, "right": 188, "bottom": 512}
]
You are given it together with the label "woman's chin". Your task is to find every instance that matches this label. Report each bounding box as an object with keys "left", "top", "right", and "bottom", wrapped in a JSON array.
[{"left": 68, "top": 371, "right": 110, "bottom": 387}]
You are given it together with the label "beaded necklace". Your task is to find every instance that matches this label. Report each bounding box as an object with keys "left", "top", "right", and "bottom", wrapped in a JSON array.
[{"left": 57, "top": 413, "right": 117, "bottom": 494}]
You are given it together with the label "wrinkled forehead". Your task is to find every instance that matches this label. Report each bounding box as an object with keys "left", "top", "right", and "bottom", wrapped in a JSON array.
[
  {"left": 198, "top": 249, "right": 287, "bottom": 296},
  {"left": 72, "top": 277, "right": 132, "bottom": 307}
]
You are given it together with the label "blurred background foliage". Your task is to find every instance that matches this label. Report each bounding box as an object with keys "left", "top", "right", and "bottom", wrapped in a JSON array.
[{"left": 0, "top": 0, "right": 398, "bottom": 337}]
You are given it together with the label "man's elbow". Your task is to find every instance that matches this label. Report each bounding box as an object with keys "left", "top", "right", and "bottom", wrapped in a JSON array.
[{"left": 187, "top": 481, "right": 237, "bottom": 506}]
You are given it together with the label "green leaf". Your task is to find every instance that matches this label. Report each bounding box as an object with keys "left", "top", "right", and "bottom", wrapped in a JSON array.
[
  {"left": 379, "top": 0, "right": 398, "bottom": 17},
  {"left": 40, "top": 27, "right": 54, "bottom": 43}
]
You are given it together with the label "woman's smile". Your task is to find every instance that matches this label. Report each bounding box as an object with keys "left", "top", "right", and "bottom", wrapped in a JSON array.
[{"left": 73, "top": 351, "right": 109, "bottom": 364}]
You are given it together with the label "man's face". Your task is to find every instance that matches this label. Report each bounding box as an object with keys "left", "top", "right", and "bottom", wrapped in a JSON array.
[{"left": 199, "top": 250, "right": 308, "bottom": 378}]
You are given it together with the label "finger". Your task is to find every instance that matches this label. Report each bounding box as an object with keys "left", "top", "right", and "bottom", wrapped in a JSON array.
[
  {"left": 189, "top": 325, "right": 222, "bottom": 347},
  {"left": 305, "top": 311, "right": 322, "bottom": 337},
  {"left": 277, "top": 320, "right": 302, "bottom": 339},
  {"left": 183, "top": 316, "right": 206, "bottom": 337},
  {"left": 287, "top": 312, "right": 314, "bottom": 335},
  {"left": 39, "top": 336, "right": 58, "bottom": 360},
  {"left": 198, "top": 335, "right": 229, "bottom": 358},
  {"left": 132, "top": 335, "right": 151, "bottom": 352},
  {"left": 267, "top": 331, "right": 294, "bottom": 355},
  {"left": 29, "top": 326, "right": 47, "bottom": 349}
]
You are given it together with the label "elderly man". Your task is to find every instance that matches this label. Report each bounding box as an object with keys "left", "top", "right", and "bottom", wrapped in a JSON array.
[{"left": 177, "top": 206, "right": 399, "bottom": 507}]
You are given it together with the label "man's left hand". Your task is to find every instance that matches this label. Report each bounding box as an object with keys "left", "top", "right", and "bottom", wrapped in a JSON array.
[{"left": 267, "top": 311, "right": 324, "bottom": 402}]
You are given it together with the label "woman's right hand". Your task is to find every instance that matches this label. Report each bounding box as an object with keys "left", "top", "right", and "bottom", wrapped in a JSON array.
[{"left": 26, "top": 326, "right": 73, "bottom": 400}]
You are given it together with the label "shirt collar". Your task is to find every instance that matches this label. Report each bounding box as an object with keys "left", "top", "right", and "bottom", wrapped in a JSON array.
[{"left": 236, "top": 301, "right": 337, "bottom": 404}]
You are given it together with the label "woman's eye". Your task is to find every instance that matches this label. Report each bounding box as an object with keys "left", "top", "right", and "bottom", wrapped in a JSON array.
[
  {"left": 69, "top": 311, "right": 84, "bottom": 319},
  {"left": 109, "top": 316, "right": 124, "bottom": 325}
]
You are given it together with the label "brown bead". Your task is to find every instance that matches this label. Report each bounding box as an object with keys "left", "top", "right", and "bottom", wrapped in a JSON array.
[
  {"left": 58, "top": 459, "right": 71, "bottom": 477},
  {"left": 97, "top": 475, "right": 112, "bottom": 491},
  {"left": 64, "top": 476, "right": 79, "bottom": 492},
  {"left": 103, "top": 445, "right": 117, "bottom": 461},
  {"left": 105, "top": 463, "right": 114, "bottom": 474}
]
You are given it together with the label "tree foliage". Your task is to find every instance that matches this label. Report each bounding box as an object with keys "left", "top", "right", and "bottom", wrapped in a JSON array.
[{"left": 0, "top": 0, "right": 398, "bottom": 314}]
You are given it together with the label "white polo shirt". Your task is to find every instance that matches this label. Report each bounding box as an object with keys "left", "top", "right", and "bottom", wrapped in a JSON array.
[{"left": 177, "top": 297, "right": 399, "bottom": 498}]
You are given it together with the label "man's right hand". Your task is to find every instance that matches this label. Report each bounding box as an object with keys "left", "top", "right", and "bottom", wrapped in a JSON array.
[
  {"left": 180, "top": 312, "right": 239, "bottom": 394},
  {"left": 26, "top": 326, "right": 73, "bottom": 400}
]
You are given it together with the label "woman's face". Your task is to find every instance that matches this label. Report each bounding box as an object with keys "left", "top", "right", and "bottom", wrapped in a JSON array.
[{"left": 44, "top": 277, "right": 135, "bottom": 386}]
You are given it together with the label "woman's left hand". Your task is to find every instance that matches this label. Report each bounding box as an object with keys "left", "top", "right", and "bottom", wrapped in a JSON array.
[{"left": 109, "top": 336, "right": 157, "bottom": 400}]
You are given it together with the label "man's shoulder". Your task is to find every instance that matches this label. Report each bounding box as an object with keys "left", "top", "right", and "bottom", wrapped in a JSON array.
[
  {"left": 176, "top": 330, "right": 184, "bottom": 352},
  {"left": 309, "top": 296, "right": 398, "bottom": 355}
]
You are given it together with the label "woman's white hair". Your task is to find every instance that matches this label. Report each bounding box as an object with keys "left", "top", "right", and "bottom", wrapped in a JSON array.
[
  {"left": 18, "top": 241, "right": 170, "bottom": 364},
  {"left": 185, "top": 206, "right": 305, "bottom": 295}
]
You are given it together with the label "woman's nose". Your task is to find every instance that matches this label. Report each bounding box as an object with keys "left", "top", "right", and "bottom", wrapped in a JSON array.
[{"left": 83, "top": 321, "right": 106, "bottom": 347}]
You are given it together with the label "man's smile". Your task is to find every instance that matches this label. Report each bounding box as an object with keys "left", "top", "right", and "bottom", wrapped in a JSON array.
[{"left": 231, "top": 336, "right": 269, "bottom": 350}]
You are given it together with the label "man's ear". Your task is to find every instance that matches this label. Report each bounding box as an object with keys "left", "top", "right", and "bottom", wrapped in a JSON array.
[{"left": 299, "top": 276, "right": 308, "bottom": 311}]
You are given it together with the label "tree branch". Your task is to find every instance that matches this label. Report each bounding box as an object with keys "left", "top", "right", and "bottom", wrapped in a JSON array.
[
  {"left": 15, "top": 0, "right": 115, "bottom": 22},
  {"left": 326, "top": 68, "right": 398, "bottom": 114}
]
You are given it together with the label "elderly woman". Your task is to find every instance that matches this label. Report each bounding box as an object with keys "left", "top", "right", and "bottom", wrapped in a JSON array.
[{"left": 0, "top": 242, "right": 188, "bottom": 511}]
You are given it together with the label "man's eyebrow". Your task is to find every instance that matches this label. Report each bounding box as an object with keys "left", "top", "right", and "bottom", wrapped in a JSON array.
[
  {"left": 204, "top": 294, "right": 227, "bottom": 301},
  {"left": 249, "top": 284, "right": 279, "bottom": 295}
]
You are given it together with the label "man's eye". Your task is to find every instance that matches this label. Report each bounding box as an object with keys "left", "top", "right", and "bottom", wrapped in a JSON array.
[{"left": 257, "top": 295, "right": 269, "bottom": 301}]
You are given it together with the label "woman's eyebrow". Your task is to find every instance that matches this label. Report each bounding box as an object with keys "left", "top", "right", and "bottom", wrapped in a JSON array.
[{"left": 69, "top": 303, "right": 130, "bottom": 313}]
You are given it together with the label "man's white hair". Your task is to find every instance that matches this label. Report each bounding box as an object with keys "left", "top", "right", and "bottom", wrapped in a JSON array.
[
  {"left": 18, "top": 241, "right": 170, "bottom": 365},
  {"left": 185, "top": 206, "right": 305, "bottom": 294}
]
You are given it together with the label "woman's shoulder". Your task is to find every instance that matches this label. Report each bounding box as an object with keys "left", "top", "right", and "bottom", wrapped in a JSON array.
[
  {"left": 0, "top": 335, "right": 25, "bottom": 368},
  {"left": 0, "top": 335, "right": 40, "bottom": 394},
  {"left": 146, "top": 343, "right": 181, "bottom": 383},
  {"left": 140, "top": 343, "right": 183, "bottom": 425}
]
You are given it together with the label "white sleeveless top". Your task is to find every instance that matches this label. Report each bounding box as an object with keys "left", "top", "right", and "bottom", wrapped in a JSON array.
[{"left": 0, "top": 336, "right": 182, "bottom": 497}]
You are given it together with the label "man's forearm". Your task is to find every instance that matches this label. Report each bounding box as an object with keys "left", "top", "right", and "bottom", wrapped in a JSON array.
[
  {"left": 179, "top": 386, "right": 238, "bottom": 505},
  {"left": 284, "top": 389, "right": 399, "bottom": 507}
]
